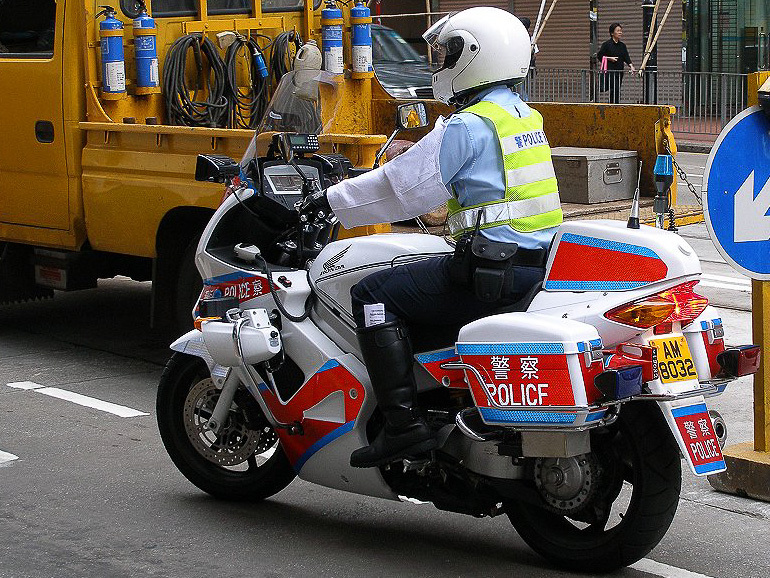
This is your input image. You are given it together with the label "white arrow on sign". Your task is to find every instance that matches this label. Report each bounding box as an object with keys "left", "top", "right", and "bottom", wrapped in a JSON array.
[{"left": 733, "top": 171, "right": 770, "bottom": 243}]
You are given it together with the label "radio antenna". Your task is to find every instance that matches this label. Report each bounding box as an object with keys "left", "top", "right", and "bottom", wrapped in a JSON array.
[{"left": 627, "top": 160, "right": 642, "bottom": 229}]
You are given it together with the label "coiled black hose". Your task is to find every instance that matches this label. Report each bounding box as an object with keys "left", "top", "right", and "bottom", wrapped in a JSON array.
[
  {"left": 163, "top": 34, "right": 229, "bottom": 128},
  {"left": 268, "top": 30, "right": 302, "bottom": 90},
  {"left": 224, "top": 37, "right": 269, "bottom": 129}
]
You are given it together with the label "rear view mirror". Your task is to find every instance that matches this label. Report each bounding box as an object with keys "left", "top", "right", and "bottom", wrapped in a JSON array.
[
  {"left": 195, "top": 154, "right": 240, "bottom": 183},
  {"left": 397, "top": 102, "right": 429, "bottom": 130}
]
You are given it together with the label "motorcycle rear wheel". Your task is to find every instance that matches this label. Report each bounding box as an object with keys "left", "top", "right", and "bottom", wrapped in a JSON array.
[
  {"left": 157, "top": 352, "right": 296, "bottom": 501},
  {"left": 504, "top": 402, "right": 681, "bottom": 573}
]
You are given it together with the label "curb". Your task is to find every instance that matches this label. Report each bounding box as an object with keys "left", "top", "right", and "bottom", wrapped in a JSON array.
[{"left": 677, "top": 141, "right": 713, "bottom": 154}]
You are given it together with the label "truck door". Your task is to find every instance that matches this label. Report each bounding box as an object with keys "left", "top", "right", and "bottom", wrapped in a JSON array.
[{"left": 0, "top": 0, "right": 69, "bottom": 230}]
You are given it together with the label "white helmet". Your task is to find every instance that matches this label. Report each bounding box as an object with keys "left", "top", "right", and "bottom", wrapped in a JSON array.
[{"left": 423, "top": 7, "right": 531, "bottom": 104}]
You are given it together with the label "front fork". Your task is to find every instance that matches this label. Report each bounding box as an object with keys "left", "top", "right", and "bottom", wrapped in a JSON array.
[{"left": 207, "top": 364, "right": 289, "bottom": 435}]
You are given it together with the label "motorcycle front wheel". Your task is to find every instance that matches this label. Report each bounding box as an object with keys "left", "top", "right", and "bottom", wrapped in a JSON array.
[
  {"left": 504, "top": 402, "right": 681, "bottom": 573},
  {"left": 157, "top": 352, "right": 296, "bottom": 501}
]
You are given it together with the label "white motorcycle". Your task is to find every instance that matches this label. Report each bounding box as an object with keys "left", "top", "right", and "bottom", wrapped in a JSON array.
[{"left": 157, "top": 103, "right": 759, "bottom": 573}]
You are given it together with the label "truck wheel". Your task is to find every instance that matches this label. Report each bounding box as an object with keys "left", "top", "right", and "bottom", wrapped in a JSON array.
[
  {"left": 174, "top": 238, "right": 202, "bottom": 332},
  {"left": 157, "top": 352, "right": 296, "bottom": 501},
  {"left": 504, "top": 402, "right": 681, "bottom": 573}
]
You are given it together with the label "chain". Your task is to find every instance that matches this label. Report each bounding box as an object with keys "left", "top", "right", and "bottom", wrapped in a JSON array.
[{"left": 664, "top": 141, "right": 702, "bottom": 207}]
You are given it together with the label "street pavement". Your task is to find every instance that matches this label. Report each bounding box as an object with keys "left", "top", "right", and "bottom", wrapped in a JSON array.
[{"left": 1, "top": 219, "right": 768, "bottom": 578}]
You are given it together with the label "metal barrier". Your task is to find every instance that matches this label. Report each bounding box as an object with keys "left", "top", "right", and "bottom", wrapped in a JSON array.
[{"left": 522, "top": 69, "right": 749, "bottom": 139}]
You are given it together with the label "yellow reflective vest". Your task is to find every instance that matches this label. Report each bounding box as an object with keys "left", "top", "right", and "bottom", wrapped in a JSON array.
[{"left": 446, "top": 100, "right": 563, "bottom": 239}]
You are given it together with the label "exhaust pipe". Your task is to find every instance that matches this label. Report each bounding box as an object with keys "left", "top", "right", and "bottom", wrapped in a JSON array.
[{"left": 709, "top": 410, "right": 728, "bottom": 449}]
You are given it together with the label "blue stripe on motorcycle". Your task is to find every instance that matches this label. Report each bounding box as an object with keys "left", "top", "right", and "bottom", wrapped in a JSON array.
[
  {"left": 457, "top": 342, "right": 564, "bottom": 355},
  {"left": 316, "top": 359, "right": 341, "bottom": 373},
  {"left": 416, "top": 349, "right": 457, "bottom": 364},
  {"left": 294, "top": 420, "right": 355, "bottom": 473},
  {"left": 694, "top": 460, "right": 726, "bottom": 475},
  {"left": 585, "top": 411, "right": 607, "bottom": 422},
  {"left": 544, "top": 280, "right": 649, "bottom": 291},
  {"left": 479, "top": 407, "right": 576, "bottom": 424},
  {"left": 561, "top": 233, "right": 661, "bottom": 259},
  {"left": 204, "top": 271, "right": 255, "bottom": 285},
  {"left": 671, "top": 403, "right": 708, "bottom": 418}
]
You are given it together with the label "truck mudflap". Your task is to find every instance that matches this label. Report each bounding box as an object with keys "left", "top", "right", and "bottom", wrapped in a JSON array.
[{"left": 658, "top": 396, "right": 727, "bottom": 476}]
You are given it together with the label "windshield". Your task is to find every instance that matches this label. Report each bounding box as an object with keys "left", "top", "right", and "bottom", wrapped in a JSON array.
[
  {"left": 242, "top": 70, "right": 341, "bottom": 166},
  {"left": 372, "top": 27, "right": 424, "bottom": 63},
  {"left": 256, "top": 69, "right": 341, "bottom": 134}
]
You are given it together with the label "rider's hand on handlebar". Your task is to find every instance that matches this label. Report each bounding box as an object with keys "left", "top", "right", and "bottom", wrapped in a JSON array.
[{"left": 300, "top": 189, "right": 332, "bottom": 216}]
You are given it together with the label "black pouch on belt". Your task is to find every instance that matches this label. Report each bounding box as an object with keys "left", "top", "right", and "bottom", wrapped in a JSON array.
[
  {"left": 470, "top": 236, "right": 518, "bottom": 302},
  {"left": 449, "top": 231, "right": 475, "bottom": 288}
]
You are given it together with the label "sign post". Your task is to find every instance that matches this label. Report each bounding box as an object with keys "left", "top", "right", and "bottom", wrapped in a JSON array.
[{"left": 703, "top": 98, "right": 770, "bottom": 500}]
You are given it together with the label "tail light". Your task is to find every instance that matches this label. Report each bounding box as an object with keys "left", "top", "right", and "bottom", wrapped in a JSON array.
[{"left": 605, "top": 281, "right": 709, "bottom": 329}]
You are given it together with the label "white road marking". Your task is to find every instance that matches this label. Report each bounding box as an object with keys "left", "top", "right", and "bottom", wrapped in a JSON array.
[
  {"left": 699, "top": 280, "right": 752, "bottom": 292},
  {"left": 702, "top": 273, "right": 751, "bottom": 286},
  {"left": 6, "top": 382, "right": 148, "bottom": 418},
  {"left": 632, "top": 558, "right": 715, "bottom": 578},
  {"left": 7, "top": 381, "right": 46, "bottom": 390},
  {"left": 0, "top": 450, "right": 19, "bottom": 465}
]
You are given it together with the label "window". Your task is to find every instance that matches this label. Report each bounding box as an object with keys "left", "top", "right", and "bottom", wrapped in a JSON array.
[
  {"left": 0, "top": 0, "right": 56, "bottom": 57},
  {"left": 152, "top": 0, "right": 317, "bottom": 17}
]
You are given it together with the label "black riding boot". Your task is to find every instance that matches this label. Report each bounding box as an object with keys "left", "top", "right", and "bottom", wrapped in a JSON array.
[{"left": 350, "top": 321, "right": 437, "bottom": 468}]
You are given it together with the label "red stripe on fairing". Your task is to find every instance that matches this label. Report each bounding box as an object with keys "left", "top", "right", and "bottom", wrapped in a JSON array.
[
  {"left": 257, "top": 363, "right": 365, "bottom": 469},
  {"left": 549, "top": 242, "right": 668, "bottom": 283}
]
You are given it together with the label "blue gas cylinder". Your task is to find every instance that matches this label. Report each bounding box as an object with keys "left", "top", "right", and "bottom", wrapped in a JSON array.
[
  {"left": 98, "top": 7, "right": 126, "bottom": 96},
  {"left": 321, "top": 1, "right": 344, "bottom": 75},
  {"left": 351, "top": 1, "right": 373, "bottom": 75},
  {"left": 133, "top": 9, "right": 159, "bottom": 92}
]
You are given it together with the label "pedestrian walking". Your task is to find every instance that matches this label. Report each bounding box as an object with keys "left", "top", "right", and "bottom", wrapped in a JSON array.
[{"left": 597, "top": 23, "right": 636, "bottom": 104}]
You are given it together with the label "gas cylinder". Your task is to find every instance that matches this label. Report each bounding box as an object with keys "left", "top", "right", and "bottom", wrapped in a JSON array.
[
  {"left": 321, "top": 1, "right": 344, "bottom": 75},
  {"left": 97, "top": 5, "right": 126, "bottom": 98},
  {"left": 351, "top": 1, "right": 373, "bottom": 78},
  {"left": 132, "top": 5, "right": 160, "bottom": 94}
]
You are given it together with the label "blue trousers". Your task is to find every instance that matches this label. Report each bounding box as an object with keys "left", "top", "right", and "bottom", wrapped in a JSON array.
[{"left": 351, "top": 255, "right": 545, "bottom": 352}]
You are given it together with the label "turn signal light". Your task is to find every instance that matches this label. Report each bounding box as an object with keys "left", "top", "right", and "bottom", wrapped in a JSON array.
[{"left": 605, "top": 281, "right": 709, "bottom": 329}]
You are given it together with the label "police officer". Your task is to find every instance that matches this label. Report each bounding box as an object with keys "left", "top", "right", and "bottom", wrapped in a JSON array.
[{"left": 308, "top": 7, "right": 562, "bottom": 468}]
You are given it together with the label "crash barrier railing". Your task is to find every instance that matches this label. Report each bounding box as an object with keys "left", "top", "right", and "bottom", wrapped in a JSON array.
[{"left": 521, "top": 69, "right": 749, "bottom": 138}]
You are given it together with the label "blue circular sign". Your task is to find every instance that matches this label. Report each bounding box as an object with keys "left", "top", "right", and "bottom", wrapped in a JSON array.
[{"left": 703, "top": 106, "right": 770, "bottom": 280}]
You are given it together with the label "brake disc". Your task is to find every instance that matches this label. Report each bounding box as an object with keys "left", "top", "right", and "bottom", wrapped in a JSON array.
[
  {"left": 534, "top": 453, "right": 600, "bottom": 516},
  {"left": 183, "top": 378, "right": 268, "bottom": 467}
]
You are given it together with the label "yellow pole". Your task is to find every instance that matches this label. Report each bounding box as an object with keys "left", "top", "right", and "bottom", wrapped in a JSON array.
[
  {"left": 708, "top": 72, "right": 770, "bottom": 501},
  {"left": 752, "top": 279, "right": 770, "bottom": 452}
]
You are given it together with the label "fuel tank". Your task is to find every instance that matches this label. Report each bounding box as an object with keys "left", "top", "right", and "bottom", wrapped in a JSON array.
[{"left": 309, "top": 233, "right": 453, "bottom": 324}]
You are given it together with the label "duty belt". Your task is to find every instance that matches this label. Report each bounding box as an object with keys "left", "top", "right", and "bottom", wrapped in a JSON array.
[{"left": 447, "top": 193, "right": 561, "bottom": 237}]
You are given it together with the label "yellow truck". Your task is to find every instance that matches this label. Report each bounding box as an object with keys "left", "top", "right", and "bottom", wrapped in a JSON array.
[{"left": 0, "top": 0, "right": 677, "bottom": 331}]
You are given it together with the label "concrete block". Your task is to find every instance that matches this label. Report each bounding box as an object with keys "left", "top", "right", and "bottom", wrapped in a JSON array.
[{"left": 707, "top": 442, "right": 770, "bottom": 502}]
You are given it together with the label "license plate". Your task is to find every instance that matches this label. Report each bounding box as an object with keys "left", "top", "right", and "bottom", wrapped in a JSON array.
[
  {"left": 649, "top": 336, "right": 698, "bottom": 383},
  {"left": 671, "top": 403, "right": 726, "bottom": 475}
]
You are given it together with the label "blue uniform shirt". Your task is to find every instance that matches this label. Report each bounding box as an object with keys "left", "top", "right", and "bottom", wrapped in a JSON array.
[{"left": 438, "top": 86, "right": 559, "bottom": 249}]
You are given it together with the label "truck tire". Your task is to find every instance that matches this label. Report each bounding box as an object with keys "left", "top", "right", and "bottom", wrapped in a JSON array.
[{"left": 174, "top": 237, "right": 202, "bottom": 332}]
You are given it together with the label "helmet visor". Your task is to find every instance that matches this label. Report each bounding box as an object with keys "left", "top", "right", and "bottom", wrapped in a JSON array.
[{"left": 422, "top": 13, "right": 456, "bottom": 51}]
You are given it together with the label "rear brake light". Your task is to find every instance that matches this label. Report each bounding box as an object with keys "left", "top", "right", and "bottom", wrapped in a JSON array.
[{"left": 605, "top": 281, "right": 709, "bottom": 329}]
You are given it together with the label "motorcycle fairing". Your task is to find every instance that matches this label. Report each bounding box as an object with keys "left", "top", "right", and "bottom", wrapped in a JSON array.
[
  {"left": 309, "top": 233, "right": 453, "bottom": 325},
  {"left": 250, "top": 357, "right": 365, "bottom": 472},
  {"left": 542, "top": 220, "right": 700, "bottom": 292},
  {"left": 415, "top": 348, "right": 465, "bottom": 389}
]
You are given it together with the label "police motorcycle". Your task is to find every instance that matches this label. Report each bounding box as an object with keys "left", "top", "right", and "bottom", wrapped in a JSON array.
[{"left": 157, "top": 88, "right": 760, "bottom": 571}]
